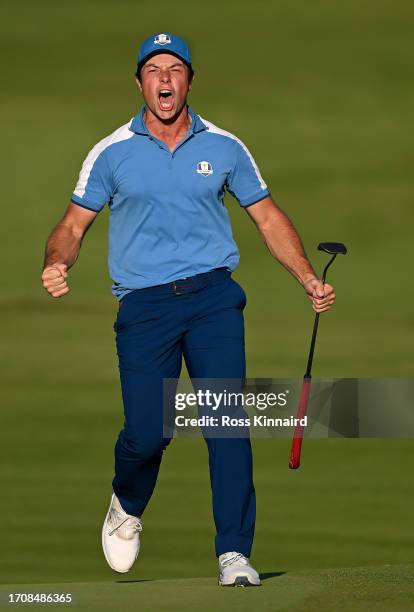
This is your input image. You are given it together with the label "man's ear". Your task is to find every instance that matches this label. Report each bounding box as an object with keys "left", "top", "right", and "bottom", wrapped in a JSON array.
[
  {"left": 135, "top": 76, "right": 143, "bottom": 93},
  {"left": 188, "top": 73, "right": 195, "bottom": 91}
]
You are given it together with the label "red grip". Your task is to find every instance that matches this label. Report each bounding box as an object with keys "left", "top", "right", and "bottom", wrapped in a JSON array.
[{"left": 289, "top": 378, "right": 311, "bottom": 469}]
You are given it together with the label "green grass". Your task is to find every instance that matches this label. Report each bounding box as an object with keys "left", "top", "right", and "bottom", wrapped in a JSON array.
[
  {"left": 1, "top": 565, "right": 414, "bottom": 612},
  {"left": 1, "top": 434, "right": 414, "bottom": 584},
  {"left": 1, "top": 0, "right": 414, "bottom": 609}
]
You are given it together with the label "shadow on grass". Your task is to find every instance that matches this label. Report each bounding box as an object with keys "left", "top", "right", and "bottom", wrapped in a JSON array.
[
  {"left": 260, "top": 572, "right": 286, "bottom": 581},
  {"left": 116, "top": 573, "right": 286, "bottom": 584},
  {"left": 115, "top": 579, "right": 153, "bottom": 583}
]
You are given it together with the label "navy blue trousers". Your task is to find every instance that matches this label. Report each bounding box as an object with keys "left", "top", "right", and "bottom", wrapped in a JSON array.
[{"left": 112, "top": 270, "right": 255, "bottom": 557}]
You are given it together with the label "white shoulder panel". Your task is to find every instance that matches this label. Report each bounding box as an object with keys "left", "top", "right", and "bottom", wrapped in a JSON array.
[
  {"left": 74, "top": 119, "right": 134, "bottom": 198},
  {"left": 199, "top": 116, "right": 267, "bottom": 190}
]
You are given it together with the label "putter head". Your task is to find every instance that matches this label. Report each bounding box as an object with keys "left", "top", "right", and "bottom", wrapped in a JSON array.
[{"left": 318, "top": 242, "right": 347, "bottom": 255}]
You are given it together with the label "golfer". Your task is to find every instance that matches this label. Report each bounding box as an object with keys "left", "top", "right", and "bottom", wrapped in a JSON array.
[{"left": 42, "top": 33, "right": 335, "bottom": 586}]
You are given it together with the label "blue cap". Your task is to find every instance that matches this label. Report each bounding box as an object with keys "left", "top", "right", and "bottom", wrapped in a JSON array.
[{"left": 137, "top": 33, "right": 192, "bottom": 73}]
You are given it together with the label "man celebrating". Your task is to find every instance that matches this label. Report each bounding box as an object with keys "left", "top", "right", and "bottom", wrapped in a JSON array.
[{"left": 42, "top": 33, "right": 335, "bottom": 587}]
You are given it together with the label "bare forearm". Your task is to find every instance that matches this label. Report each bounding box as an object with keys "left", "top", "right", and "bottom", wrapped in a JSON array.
[
  {"left": 246, "top": 197, "right": 336, "bottom": 312},
  {"left": 257, "top": 208, "right": 317, "bottom": 286},
  {"left": 43, "top": 222, "right": 82, "bottom": 270}
]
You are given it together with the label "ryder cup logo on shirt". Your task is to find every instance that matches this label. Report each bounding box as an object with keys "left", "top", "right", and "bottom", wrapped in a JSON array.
[
  {"left": 197, "top": 161, "right": 213, "bottom": 177},
  {"left": 154, "top": 34, "right": 171, "bottom": 46}
]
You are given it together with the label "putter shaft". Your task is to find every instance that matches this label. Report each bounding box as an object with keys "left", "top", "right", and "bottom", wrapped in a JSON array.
[{"left": 289, "top": 247, "right": 346, "bottom": 470}]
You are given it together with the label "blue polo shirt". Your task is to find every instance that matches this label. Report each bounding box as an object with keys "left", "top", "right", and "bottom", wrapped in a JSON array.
[{"left": 71, "top": 105, "right": 270, "bottom": 300}]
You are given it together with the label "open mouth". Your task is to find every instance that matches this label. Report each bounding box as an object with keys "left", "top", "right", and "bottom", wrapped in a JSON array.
[{"left": 158, "top": 90, "right": 175, "bottom": 111}]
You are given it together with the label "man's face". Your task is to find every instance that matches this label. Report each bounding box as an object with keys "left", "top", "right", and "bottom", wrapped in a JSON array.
[{"left": 137, "top": 54, "right": 192, "bottom": 121}]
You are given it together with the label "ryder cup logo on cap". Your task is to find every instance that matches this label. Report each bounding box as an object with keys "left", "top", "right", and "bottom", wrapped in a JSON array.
[
  {"left": 137, "top": 32, "right": 192, "bottom": 70},
  {"left": 154, "top": 33, "right": 171, "bottom": 46},
  {"left": 197, "top": 161, "right": 213, "bottom": 177}
]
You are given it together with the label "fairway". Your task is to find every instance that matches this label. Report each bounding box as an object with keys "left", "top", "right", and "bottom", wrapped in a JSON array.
[
  {"left": 1, "top": 0, "right": 414, "bottom": 610},
  {"left": 2, "top": 565, "right": 414, "bottom": 611}
]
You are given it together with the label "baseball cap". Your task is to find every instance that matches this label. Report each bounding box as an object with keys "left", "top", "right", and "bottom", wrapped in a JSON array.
[{"left": 137, "top": 33, "right": 192, "bottom": 74}]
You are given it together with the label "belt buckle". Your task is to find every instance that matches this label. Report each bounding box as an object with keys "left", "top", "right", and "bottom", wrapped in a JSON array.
[
  {"left": 172, "top": 280, "right": 185, "bottom": 295},
  {"left": 173, "top": 276, "right": 192, "bottom": 295}
]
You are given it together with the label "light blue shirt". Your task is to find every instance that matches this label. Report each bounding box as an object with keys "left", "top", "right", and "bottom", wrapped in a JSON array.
[{"left": 71, "top": 105, "right": 270, "bottom": 300}]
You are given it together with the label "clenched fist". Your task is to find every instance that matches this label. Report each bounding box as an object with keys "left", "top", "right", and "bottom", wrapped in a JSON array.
[
  {"left": 42, "top": 263, "right": 69, "bottom": 298},
  {"left": 303, "top": 278, "right": 336, "bottom": 313}
]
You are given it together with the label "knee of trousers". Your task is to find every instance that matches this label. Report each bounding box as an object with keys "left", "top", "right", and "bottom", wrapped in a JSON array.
[{"left": 115, "top": 430, "right": 172, "bottom": 462}]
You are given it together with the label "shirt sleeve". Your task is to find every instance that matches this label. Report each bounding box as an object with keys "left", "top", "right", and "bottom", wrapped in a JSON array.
[
  {"left": 70, "top": 142, "right": 113, "bottom": 212},
  {"left": 226, "top": 139, "right": 270, "bottom": 207}
]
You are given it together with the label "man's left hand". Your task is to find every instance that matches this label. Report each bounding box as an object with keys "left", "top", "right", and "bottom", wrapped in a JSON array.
[{"left": 304, "top": 278, "right": 336, "bottom": 313}]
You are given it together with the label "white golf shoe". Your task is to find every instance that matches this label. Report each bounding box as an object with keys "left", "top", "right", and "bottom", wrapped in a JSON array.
[
  {"left": 102, "top": 493, "right": 142, "bottom": 573},
  {"left": 218, "top": 552, "right": 261, "bottom": 586}
]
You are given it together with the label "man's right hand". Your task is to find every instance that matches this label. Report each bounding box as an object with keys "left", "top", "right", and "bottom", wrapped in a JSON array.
[{"left": 42, "top": 263, "right": 70, "bottom": 298}]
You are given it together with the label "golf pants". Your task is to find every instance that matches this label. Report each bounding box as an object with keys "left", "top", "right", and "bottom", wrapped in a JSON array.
[{"left": 111, "top": 269, "right": 256, "bottom": 557}]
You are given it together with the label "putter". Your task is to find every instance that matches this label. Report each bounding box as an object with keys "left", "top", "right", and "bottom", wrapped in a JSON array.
[{"left": 289, "top": 242, "right": 347, "bottom": 470}]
